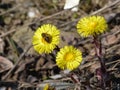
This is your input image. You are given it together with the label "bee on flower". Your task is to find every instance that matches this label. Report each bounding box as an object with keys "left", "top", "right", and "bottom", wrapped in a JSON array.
[
  {"left": 77, "top": 16, "right": 108, "bottom": 37},
  {"left": 32, "top": 24, "right": 60, "bottom": 54},
  {"left": 56, "top": 46, "right": 82, "bottom": 70}
]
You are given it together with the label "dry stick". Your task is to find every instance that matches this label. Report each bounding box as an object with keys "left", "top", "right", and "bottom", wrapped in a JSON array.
[
  {"left": 80, "top": 59, "right": 120, "bottom": 70},
  {"left": 1, "top": 0, "right": 120, "bottom": 80},
  {"left": 0, "top": 10, "right": 66, "bottom": 38},
  {"left": 106, "top": 59, "right": 120, "bottom": 66},
  {"left": 1, "top": 10, "right": 67, "bottom": 80},
  {"left": 0, "top": 4, "right": 22, "bottom": 16},
  {"left": 59, "top": 9, "right": 87, "bottom": 28},
  {"left": 35, "top": 59, "right": 120, "bottom": 82},
  {"left": 0, "top": 0, "right": 120, "bottom": 38},
  {"left": 0, "top": 29, "right": 16, "bottom": 38},
  {"left": 111, "top": 61, "right": 120, "bottom": 70},
  {"left": 90, "top": 0, "right": 120, "bottom": 15},
  {"left": 60, "top": 0, "right": 120, "bottom": 28},
  {"left": 25, "top": 5, "right": 78, "bottom": 26},
  {"left": 2, "top": 45, "right": 33, "bottom": 80}
]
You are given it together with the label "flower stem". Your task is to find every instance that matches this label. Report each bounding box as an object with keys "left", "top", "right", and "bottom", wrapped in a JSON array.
[{"left": 93, "top": 36, "right": 107, "bottom": 89}]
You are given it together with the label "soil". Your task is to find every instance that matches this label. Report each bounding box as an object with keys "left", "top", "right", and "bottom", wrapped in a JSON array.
[{"left": 0, "top": 0, "right": 120, "bottom": 90}]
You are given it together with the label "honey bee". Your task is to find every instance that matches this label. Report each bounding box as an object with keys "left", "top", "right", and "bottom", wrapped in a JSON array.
[{"left": 42, "top": 33, "right": 52, "bottom": 43}]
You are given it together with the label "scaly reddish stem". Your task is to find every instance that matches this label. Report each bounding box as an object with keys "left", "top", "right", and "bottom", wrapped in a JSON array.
[{"left": 93, "top": 36, "right": 107, "bottom": 89}]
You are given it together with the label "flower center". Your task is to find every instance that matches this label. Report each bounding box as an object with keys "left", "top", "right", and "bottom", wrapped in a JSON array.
[
  {"left": 64, "top": 52, "right": 74, "bottom": 61},
  {"left": 41, "top": 33, "right": 52, "bottom": 44},
  {"left": 90, "top": 22, "right": 97, "bottom": 29}
]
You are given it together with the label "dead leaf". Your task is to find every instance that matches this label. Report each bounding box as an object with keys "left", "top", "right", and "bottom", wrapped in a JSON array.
[{"left": 0, "top": 56, "right": 14, "bottom": 73}]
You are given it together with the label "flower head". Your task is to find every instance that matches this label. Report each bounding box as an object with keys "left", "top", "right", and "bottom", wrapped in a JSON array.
[
  {"left": 32, "top": 24, "right": 60, "bottom": 54},
  {"left": 56, "top": 46, "right": 82, "bottom": 70},
  {"left": 43, "top": 84, "right": 54, "bottom": 90},
  {"left": 77, "top": 16, "right": 108, "bottom": 37},
  {"left": 44, "top": 84, "right": 49, "bottom": 90}
]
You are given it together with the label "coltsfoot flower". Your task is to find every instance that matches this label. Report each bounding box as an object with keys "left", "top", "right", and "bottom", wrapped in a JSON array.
[
  {"left": 77, "top": 16, "right": 108, "bottom": 37},
  {"left": 32, "top": 24, "right": 60, "bottom": 54},
  {"left": 56, "top": 46, "right": 82, "bottom": 70},
  {"left": 43, "top": 84, "right": 54, "bottom": 90}
]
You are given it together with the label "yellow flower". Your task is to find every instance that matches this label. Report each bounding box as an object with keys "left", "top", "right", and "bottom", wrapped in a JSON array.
[
  {"left": 77, "top": 16, "right": 108, "bottom": 37},
  {"left": 32, "top": 24, "right": 60, "bottom": 54},
  {"left": 44, "top": 84, "right": 49, "bottom": 90},
  {"left": 43, "top": 84, "right": 54, "bottom": 90},
  {"left": 56, "top": 46, "right": 82, "bottom": 70}
]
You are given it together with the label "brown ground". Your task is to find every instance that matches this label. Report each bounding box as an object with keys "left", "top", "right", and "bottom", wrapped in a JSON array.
[{"left": 0, "top": 0, "right": 120, "bottom": 90}]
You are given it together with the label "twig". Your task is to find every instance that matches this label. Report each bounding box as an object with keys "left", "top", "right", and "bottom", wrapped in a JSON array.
[
  {"left": 59, "top": 0, "right": 120, "bottom": 27},
  {"left": 0, "top": 0, "right": 119, "bottom": 38},
  {"left": 0, "top": 29, "right": 16, "bottom": 38},
  {"left": 106, "top": 59, "right": 120, "bottom": 65},
  {"left": 0, "top": 4, "right": 22, "bottom": 16},
  {"left": 37, "top": 10, "right": 65, "bottom": 22},
  {"left": 106, "top": 43, "right": 120, "bottom": 52},
  {"left": 79, "top": 61, "right": 96, "bottom": 70},
  {"left": 0, "top": 10, "right": 66, "bottom": 38},
  {"left": 90, "top": 0, "right": 120, "bottom": 15},
  {"left": 111, "top": 60, "right": 120, "bottom": 70},
  {"left": 2, "top": 45, "right": 33, "bottom": 80}
]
